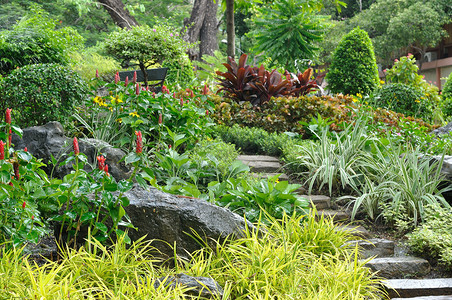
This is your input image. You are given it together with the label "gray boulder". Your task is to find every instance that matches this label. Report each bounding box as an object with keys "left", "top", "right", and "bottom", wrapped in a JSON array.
[
  {"left": 122, "top": 185, "right": 252, "bottom": 259},
  {"left": 153, "top": 274, "right": 224, "bottom": 299},
  {"left": 433, "top": 122, "right": 452, "bottom": 136},
  {"left": 11, "top": 122, "right": 131, "bottom": 180}
]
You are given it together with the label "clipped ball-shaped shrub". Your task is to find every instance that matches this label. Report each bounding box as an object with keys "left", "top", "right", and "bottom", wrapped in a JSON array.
[
  {"left": 326, "top": 27, "right": 380, "bottom": 96},
  {"left": 0, "top": 63, "right": 88, "bottom": 128},
  {"left": 373, "top": 83, "right": 428, "bottom": 118}
]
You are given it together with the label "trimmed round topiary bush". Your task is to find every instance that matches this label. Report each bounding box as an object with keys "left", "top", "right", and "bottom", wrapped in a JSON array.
[
  {"left": 0, "top": 63, "right": 88, "bottom": 128},
  {"left": 373, "top": 83, "right": 428, "bottom": 118},
  {"left": 325, "top": 27, "right": 380, "bottom": 96},
  {"left": 162, "top": 55, "right": 195, "bottom": 87}
]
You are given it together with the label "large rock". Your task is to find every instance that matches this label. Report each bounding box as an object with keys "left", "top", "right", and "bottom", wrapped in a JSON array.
[
  {"left": 122, "top": 185, "right": 252, "bottom": 259},
  {"left": 433, "top": 122, "right": 452, "bottom": 136},
  {"left": 11, "top": 122, "right": 131, "bottom": 180}
]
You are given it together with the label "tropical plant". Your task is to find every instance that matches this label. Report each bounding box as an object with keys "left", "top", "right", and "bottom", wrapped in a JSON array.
[
  {"left": 248, "top": 0, "right": 331, "bottom": 72},
  {"left": 373, "top": 83, "right": 426, "bottom": 118},
  {"left": 216, "top": 53, "right": 319, "bottom": 106},
  {"left": 326, "top": 27, "right": 380, "bottom": 96}
]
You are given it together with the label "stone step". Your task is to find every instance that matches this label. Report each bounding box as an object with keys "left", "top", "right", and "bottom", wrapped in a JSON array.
[
  {"left": 251, "top": 172, "right": 289, "bottom": 181},
  {"left": 238, "top": 155, "right": 282, "bottom": 173},
  {"left": 336, "top": 224, "right": 371, "bottom": 239},
  {"left": 300, "top": 194, "right": 331, "bottom": 210},
  {"left": 346, "top": 238, "right": 395, "bottom": 259},
  {"left": 315, "top": 209, "right": 350, "bottom": 222},
  {"left": 384, "top": 278, "right": 452, "bottom": 298},
  {"left": 364, "top": 256, "right": 430, "bottom": 279}
]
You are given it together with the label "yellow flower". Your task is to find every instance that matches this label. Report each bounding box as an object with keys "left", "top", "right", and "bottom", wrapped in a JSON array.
[
  {"left": 380, "top": 80, "right": 385, "bottom": 85},
  {"left": 356, "top": 93, "right": 362, "bottom": 98},
  {"left": 415, "top": 99, "right": 420, "bottom": 103},
  {"left": 116, "top": 118, "right": 122, "bottom": 123},
  {"left": 129, "top": 111, "right": 140, "bottom": 117}
]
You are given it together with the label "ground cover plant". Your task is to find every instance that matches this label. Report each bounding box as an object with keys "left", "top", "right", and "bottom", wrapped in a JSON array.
[{"left": 0, "top": 212, "right": 385, "bottom": 299}]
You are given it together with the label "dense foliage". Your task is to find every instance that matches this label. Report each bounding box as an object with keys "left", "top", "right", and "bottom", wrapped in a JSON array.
[
  {"left": 326, "top": 27, "right": 380, "bottom": 95},
  {"left": 0, "top": 7, "right": 84, "bottom": 75},
  {"left": 0, "top": 63, "right": 88, "bottom": 128}
]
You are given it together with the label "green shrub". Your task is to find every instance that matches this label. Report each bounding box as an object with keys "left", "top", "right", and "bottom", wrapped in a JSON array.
[
  {"left": 373, "top": 83, "right": 428, "bottom": 118},
  {"left": 0, "top": 7, "right": 83, "bottom": 75},
  {"left": 442, "top": 72, "right": 452, "bottom": 118},
  {"left": 162, "top": 55, "right": 195, "bottom": 87},
  {"left": 385, "top": 54, "right": 442, "bottom": 123},
  {"left": 0, "top": 63, "right": 88, "bottom": 128},
  {"left": 214, "top": 124, "right": 298, "bottom": 156},
  {"left": 407, "top": 204, "right": 452, "bottom": 269},
  {"left": 325, "top": 27, "right": 380, "bottom": 96}
]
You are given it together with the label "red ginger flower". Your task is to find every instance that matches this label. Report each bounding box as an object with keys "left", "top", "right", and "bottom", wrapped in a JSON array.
[
  {"left": 24, "top": 147, "right": 27, "bottom": 152},
  {"left": 5, "top": 108, "right": 11, "bottom": 124},
  {"left": 158, "top": 114, "right": 163, "bottom": 124},
  {"left": 22, "top": 201, "right": 26, "bottom": 209},
  {"left": 104, "top": 164, "right": 110, "bottom": 177},
  {"left": 135, "top": 131, "right": 143, "bottom": 154},
  {"left": 124, "top": 76, "right": 129, "bottom": 86},
  {"left": 115, "top": 72, "right": 120, "bottom": 84},
  {"left": 97, "top": 155, "right": 106, "bottom": 170},
  {"left": 202, "top": 84, "right": 209, "bottom": 95},
  {"left": 95, "top": 69, "right": 99, "bottom": 78},
  {"left": 0, "top": 141, "right": 4, "bottom": 160},
  {"left": 73, "top": 137, "right": 79, "bottom": 155},
  {"left": 136, "top": 83, "right": 140, "bottom": 95},
  {"left": 180, "top": 98, "right": 184, "bottom": 107},
  {"left": 133, "top": 71, "right": 137, "bottom": 84}
]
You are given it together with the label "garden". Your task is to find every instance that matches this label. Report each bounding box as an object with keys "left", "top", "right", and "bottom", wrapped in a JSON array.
[{"left": 0, "top": 0, "right": 452, "bottom": 299}]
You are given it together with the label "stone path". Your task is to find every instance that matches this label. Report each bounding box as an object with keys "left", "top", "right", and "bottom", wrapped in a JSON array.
[{"left": 238, "top": 154, "right": 452, "bottom": 299}]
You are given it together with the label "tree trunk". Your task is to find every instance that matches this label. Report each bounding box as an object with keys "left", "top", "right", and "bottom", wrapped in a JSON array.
[
  {"left": 226, "top": 0, "right": 235, "bottom": 58},
  {"left": 98, "top": 0, "right": 139, "bottom": 29},
  {"left": 183, "top": 0, "right": 218, "bottom": 61},
  {"left": 183, "top": 0, "right": 208, "bottom": 60},
  {"left": 199, "top": 0, "right": 218, "bottom": 59}
]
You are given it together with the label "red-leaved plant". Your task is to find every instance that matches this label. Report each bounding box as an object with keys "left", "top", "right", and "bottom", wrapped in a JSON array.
[{"left": 216, "top": 54, "right": 320, "bottom": 106}]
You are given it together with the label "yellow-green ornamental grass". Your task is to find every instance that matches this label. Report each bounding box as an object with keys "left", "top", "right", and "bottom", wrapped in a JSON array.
[{"left": 0, "top": 211, "right": 385, "bottom": 299}]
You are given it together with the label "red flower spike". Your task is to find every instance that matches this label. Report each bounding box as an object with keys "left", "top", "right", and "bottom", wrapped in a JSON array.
[
  {"left": 173, "top": 92, "right": 176, "bottom": 98},
  {"left": 135, "top": 131, "right": 143, "bottom": 154},
  {"left": 202, "top": 84, "right": 209, "bottom": 95},
  {"left": 73, "top": 137, "right": 79, "bottom": 155},
  {"left": 180, "top": 98, "right": 184, "bottom": 107},
  {"left": 97, "top": 155, "right": 106, "bottom": 170},
  {"left": 146, "top": 86, "right": 149, "bottom": 91},
  {"left": 31, "top": 215, "right": 34, "bottom": 220},
  {"left": 104, "top": 164, "right": 110, "bottom": 177},
  {"left": 5, "top": 108, "right": 11, "bottom": 124},
  {"left": 133, "top": 71, "right": 137, "bottom": 84},
  {"left": 0, "top": 141, "right": 4, "bottom": 160},
  {"left": 124, "top": 76, "right": 129, "bottom": 87},
  {"left": 95, "top": 69, "right": 99, "bottom": 78},
  {"left": 168, "top": 144, "right": 172, "bottom": 149},
  {"left": 24, "top": 147, "right": 27, "bottom": 152},
  {"left": 152, "top": 92, "right": 156, "bottom": 98},
  {"left": 206, "top": 110, "right": 209, "bottom": 116},
  {"left": 158, "top": 114, "right": 163, "bottom": 124},
  {"left": 115, "top": 72, "right": 120, "bottom": 84},
  {"left": 22, "top": 201, "right": 26, "bottom": 209},
  {"left": 136, "top": 83, "right": 140, "bottom": 95}
]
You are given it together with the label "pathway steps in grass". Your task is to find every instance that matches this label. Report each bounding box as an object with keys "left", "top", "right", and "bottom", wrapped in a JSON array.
[{"left": 238, "top": 155, "right": 446, "bottom": 298}]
